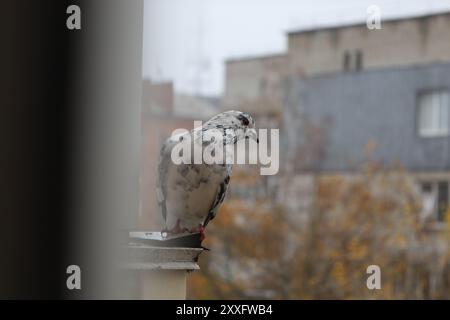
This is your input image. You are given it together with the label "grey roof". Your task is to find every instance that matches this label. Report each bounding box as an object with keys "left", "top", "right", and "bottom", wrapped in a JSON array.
[
  {"left": 284, "top": 62, "right": 450, "bottom": 172},
  {"left": 287, "top": 10, "right": 450, "bottom": 36},
  {"left": 226, "top": 52, "right": 286, "bottom": 64}
]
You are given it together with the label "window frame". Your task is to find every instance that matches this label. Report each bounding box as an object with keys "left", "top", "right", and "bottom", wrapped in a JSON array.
[
  {"left": 416, "top": 89, "right": 450, "bottom": 138},
  {"left": 343, "top": 51, "right": 351, "bottom": 71},
  {"left": 418, "top": 179, "right": 450, "bottom": 223},
  {"left": 355, "top": 50, "right": 363, "bottom": 71}
]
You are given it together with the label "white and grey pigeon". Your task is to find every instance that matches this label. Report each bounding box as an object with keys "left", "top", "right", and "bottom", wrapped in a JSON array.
[{"left": 156, "top": 110, "right": 258, "bottom": 241}]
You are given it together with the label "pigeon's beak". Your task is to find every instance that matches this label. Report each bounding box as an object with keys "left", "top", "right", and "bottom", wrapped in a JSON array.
[{"left": 245, "top": 128, "right": 258, "bottom": 144}]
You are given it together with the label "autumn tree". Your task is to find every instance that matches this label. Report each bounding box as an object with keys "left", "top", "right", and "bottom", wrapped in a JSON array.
[{"left": 187, "top": 162, "right": 450, "bottom": 299}]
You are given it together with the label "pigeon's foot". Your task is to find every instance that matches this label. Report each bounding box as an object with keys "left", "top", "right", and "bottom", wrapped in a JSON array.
[
  {"left": 189, "top": 224, "right": 205, "bottom": 241},
  {"left": 162, "top": 219, "right": 188, "bottom": 237},
  {"left": 199, "top": 224, "right": 206, "bottom": 242}
]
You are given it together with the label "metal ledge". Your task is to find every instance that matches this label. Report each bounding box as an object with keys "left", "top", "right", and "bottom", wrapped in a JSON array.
[
  {"left": 123, "top": 232, "right": 204, "bottom": 271},
  {"left": 129, "top": 231, "right": 203, "bottom": 248}
]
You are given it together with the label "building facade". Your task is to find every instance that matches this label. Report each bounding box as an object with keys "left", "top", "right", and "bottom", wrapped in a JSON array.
[
  {"left": 287, "top": 12, "right": 450, "bottom": 77},
  {"left": 223, "top": 54, "right": 288, "bottom": 128},
  {"left": 223, "top": 11, "right": 450, "bottom": 224},
  {"left": 284, "top": 62, "right": 450, "bottom": 223}
]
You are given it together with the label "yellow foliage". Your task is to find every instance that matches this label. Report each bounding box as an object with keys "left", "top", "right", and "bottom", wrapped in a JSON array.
[{"left": 188, "top": 163, "right": 450, "bottom": 299}]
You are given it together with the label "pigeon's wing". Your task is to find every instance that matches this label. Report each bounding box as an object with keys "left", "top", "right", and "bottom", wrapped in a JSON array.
[
  {"left": 156, "top": 137, "right": 176, "bottom": 223},
  {"left": 203, "top": 173, "right": 231, "bottom": 227}
]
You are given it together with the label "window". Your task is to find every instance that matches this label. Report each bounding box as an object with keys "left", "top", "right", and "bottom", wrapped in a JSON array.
[
  {"left": 343, "top": 51, "right": 351, "bottom": 71},
  {"left": 419, "top": 180, "right": 449, "bottom": 222},
  {"left": 355, "top": 50, "right": 363, "bottom": 71},
  {"left": 418, "top": 90, "right": 450, "bottom": 137},
  {"left": 342, "top": 50, "right": 363, "bottom": 72},
  {"left": 421, "top": 182, "right": 432, "bottom": 193},
  {"left": 437, "top": 181, "right": 448, "bottom": 222}
]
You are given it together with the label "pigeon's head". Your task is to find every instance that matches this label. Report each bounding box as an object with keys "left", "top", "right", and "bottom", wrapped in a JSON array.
[{"left": 204, "top": 110, "right": 258, "bottom": 144}]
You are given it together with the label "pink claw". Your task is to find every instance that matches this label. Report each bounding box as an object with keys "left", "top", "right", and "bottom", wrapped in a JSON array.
[{"left": 198, "top": 224, "right": 205, "bottom": 241}]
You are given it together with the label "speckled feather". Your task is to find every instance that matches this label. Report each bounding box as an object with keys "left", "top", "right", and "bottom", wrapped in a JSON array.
[{"left": 156, "top": 110, "right": 256, "bottom": 234}]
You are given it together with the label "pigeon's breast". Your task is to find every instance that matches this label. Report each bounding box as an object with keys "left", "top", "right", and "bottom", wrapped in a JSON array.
[{"left": 164, "top": 162, "right": 229, "bottom": 230}]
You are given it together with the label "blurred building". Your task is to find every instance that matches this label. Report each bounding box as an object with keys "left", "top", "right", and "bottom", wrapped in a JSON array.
[
  {"left": 223, "top": 54, "right": 288, "bottom": 128},
  {"left": 224, "top": 11, "right": 450, "bottom": 122},
  {"left": 223, "top": 11, "right": 450, "bottom": 226},
  {"left": 174, "top": 93, "right": 219, "bottom": 119},
  {"left": 287, "top": 11, "right": 450, "bottom": 76},
  {"left": 285, "top": 62, "right": 450, "bottom": 224},
  {"left": 286, "top": 12, "right": 450, "bottom": 226},
  {"left": 142, "top": 80, "right": 174, "bottom": 115}
]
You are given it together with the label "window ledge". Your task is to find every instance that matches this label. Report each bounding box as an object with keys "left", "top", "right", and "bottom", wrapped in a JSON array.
[
  {"left": 123, "top": 231, "right": 204, "bottom": 271},
  {"left": 418, "top": 131, "right": 449, "bottom": 138}
]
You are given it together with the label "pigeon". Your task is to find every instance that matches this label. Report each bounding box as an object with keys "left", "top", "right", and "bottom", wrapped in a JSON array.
[{"left": 156, "top": 110, "right": 258, "bottom": 241}]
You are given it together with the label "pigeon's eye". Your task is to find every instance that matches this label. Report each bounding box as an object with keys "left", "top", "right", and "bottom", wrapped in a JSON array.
[{"left": 237, "top": 114, "right": 249, "bottom": 126}]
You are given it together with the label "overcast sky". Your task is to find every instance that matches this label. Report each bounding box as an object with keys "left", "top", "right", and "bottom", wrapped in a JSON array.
[{"left": 142, "top": 0, "right": 450, "bottom": 97}]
